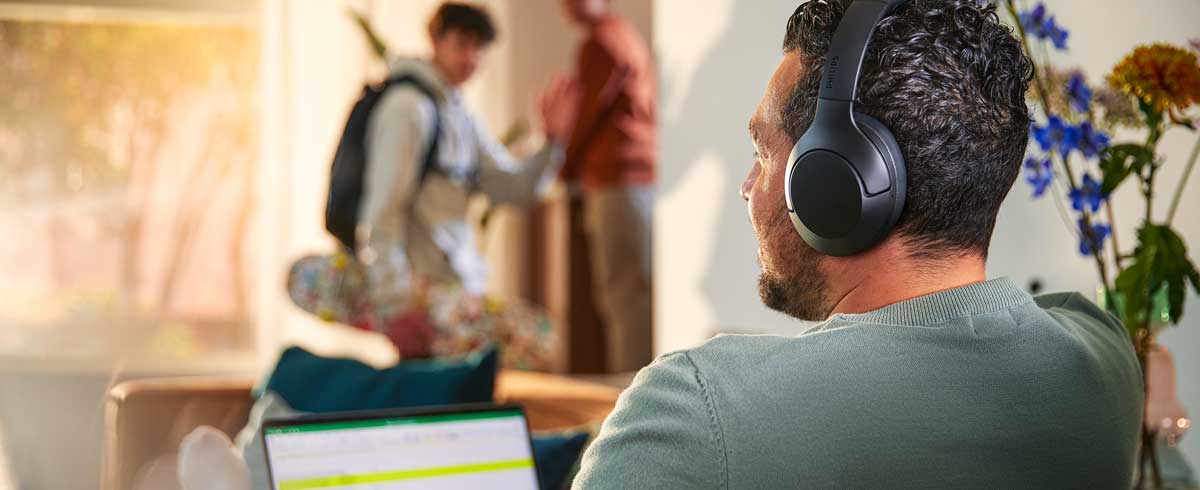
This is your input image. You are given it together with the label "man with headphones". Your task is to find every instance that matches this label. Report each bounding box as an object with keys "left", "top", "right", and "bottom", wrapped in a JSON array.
[{"left": 572, "top": 1, "right": 1142, "bottom": 488}]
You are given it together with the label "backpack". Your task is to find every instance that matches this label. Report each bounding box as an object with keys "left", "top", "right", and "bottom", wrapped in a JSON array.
[{"left": 325, "top": 75, "right": 441, "bottom": 251}]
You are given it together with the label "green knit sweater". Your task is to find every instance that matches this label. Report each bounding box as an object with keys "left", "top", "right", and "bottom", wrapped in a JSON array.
[{"left": 573, "top": 278, "right": 1143, "bottom": 489}]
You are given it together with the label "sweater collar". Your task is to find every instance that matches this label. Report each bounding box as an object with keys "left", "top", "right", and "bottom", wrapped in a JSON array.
[{"left": 827, "top": 277, "right": 1032, "bottom": 326}]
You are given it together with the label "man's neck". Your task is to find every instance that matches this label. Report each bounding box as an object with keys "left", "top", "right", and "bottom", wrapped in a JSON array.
[
  {"left": 429, "top": 59, "right": 460, "bottom": 89},
  {"left": 826, "top": 241, "right": 987, "bottom": 316}
]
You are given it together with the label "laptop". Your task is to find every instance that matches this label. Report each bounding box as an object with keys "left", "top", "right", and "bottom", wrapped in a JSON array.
[{"left": 261, "top": 403, "right": 539, "bottom": 490}]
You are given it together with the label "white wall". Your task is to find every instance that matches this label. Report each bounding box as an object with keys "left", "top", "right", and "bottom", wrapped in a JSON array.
[
  {"left": 655, "top": 0, "right": 810, "bottom": 354},
  {"left": 654, "top": 0, "right": 1200, "bottom": 466}
]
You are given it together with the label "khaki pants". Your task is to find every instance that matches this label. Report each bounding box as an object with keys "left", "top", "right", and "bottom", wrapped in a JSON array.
[{"left": 583, "top": 184, "right": 654, "bottom": 372}]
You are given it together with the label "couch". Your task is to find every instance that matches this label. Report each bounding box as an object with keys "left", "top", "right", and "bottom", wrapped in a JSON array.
[{"left": 103, "top": 370, "right": 622, "bottom": 490}]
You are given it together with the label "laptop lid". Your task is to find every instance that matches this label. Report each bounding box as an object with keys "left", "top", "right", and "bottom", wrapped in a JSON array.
[{"left": 261, "top": 403, "right": 539, "bottom": 490}]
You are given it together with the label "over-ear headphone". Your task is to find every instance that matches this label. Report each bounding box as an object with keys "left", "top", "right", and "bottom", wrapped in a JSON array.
[{"left": 785, "top": 0, "right": 908, "bottom": 256}]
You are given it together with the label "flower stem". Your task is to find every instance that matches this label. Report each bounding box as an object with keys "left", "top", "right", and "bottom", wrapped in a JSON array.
[
  {"left": 1145, "top": 172, "right": 1154, "bottom": 222},
  {"left": 1050, "top": 180, "right": 1081, "bottom": 240},
  {"left": 1143, "top": 123, "right": 1164, "bottom": 224},
  {"left": 1090, "top": 218, "right": 1114, "bottom": 297},
  {"left": 1166, "top": 134, "right": 1200, "bottom": 225},
  {"left": 1106, "top": 200, "right": 1123, "bottom": 268}
]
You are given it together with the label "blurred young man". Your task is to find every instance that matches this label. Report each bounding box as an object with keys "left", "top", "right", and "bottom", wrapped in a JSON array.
[
  {"left": 560, "top": 0, "right": 657, "bottom": 373},
  {"left": 573, "top": 1, "right": 1142, "bottom": 488},
  {"left": 357, "top": 3, "right": 577, "bottom": 353}
]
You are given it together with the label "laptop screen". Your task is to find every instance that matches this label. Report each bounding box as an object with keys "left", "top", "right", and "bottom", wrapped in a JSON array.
[{"left": 262, "top": 406, "right": 538, "bottom": 490}]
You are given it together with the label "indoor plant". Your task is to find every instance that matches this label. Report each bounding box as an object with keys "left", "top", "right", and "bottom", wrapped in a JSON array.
[{"left": 1002, "top": 2, "right": 1200, "bottom": 487}]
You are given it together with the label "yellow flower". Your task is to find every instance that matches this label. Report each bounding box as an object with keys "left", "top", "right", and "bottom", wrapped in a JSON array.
[
  {"left": 331, "top": 251, "right": 349, "bottom": 270},
  {"left": 1107, "top": 43, "right": 1200, "bottom": 122},
  {"left": 485, "top": 296, "right": 506, "bottom": 314},
  {"left": 317, "top": 307, "right": 336, "bottom": 322}
]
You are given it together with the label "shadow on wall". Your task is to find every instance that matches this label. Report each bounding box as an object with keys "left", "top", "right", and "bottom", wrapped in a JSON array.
[{"left": 657, "top": 1, "right": 809, "bottom": 346}]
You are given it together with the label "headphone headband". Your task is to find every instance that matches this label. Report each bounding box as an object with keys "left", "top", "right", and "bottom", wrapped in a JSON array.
[{"left": 817, "top": 0, "right": 908, "bottom": 102}]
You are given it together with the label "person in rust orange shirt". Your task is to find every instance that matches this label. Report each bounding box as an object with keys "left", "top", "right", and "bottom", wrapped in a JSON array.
[{"left": 559, "top": 0, "right": 656, "bottom": 373}]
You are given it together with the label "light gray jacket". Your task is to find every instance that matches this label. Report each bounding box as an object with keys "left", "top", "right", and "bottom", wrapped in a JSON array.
[{"left": 358, "top": 58, "right": 562, "bottom": 303}]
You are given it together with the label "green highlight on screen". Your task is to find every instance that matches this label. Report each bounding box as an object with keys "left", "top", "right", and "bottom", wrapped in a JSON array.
[
  {"left": 278, "top": 458, "right": 534, "bottom": 490},
  {"left": 265, "top": 410, "right": 524, "bottom": 435}
]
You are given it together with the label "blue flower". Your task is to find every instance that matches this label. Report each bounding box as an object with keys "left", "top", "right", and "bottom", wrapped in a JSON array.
[
  {"left": 1023, "top": 156, "right": 1053, "bottom": 198},
  {"left": 1019, "top": 4, "right": 1047, "bottom": 34},
  {"left": 1069, "top": 173, "right": 1106, "bottom": 213},
  {"left": 1066, "top": 73, "right": 1092, "bottom": 113},
  {"left": 1076, "top": 121, "right": 1110, "bottom": 159},
  {"left": 1019, "top": 3, "right": 1069, "bottom": 51},
  {"left": 1077, "top": 218, "right": 1111, "bottom": 256},
  {"left": 1032, "top": 116, "right": 1080, "bottom": 158},
  {"left": 1044, "top": 17, "right": 1069, "bottom": 50}
]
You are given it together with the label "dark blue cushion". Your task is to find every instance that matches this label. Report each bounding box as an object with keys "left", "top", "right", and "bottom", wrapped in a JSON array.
[
  {"left": 264, "top": 345, "right": 497, "bottom": 413},
  {"left": 532, "top": 431, "right": 591, "bottom": 490}
]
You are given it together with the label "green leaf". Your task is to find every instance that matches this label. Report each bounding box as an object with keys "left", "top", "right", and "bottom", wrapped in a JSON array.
[
  {"left": 1116, "top": 256, "right": 1152, "bottom": 335},
  {"left": 1099, "top": 144, "right": 1154, "bottom": 195},
  {"left": 1117, "top": 225, "right": 1200, "bottom": 331},
  {"left": 1168, "top": 273, "right": 1185, "bottom": 322},
  {"left": 348, "top": 9, "right": 390, "bottom": 61},
  {"left": 1156, "top": 225, "right": 1200, "bottom": 324}
]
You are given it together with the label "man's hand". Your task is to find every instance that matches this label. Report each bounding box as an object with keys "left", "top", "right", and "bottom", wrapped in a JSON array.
[{"left": 537, "top": 73, "right": 581, "bottom": 147}]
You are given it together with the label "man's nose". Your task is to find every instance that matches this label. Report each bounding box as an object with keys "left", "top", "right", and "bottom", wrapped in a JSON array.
[{"left": 741, "top": 160, "right": 761, "bottom": 202}]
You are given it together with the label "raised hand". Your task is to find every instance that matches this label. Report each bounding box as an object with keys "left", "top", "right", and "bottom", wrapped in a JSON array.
[{"left": 536, "top": 73, "right": 582, "bottom": 147}]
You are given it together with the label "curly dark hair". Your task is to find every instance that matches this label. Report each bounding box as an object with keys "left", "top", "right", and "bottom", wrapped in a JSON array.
[
  {"left": 428, "top": 2, "right": 497, "bottom": 45},
  {"left": 782, "top": 0, "right": 1033, "bottom": 258}
]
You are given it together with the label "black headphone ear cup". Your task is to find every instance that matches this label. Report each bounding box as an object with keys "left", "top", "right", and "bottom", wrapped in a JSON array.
[
  {"left": 853, "top": 113, "right": 903, "bottom": 174},
  {"left": 789, "top": 150, "right": 865, "bottom": 239},
  {"left": 853, "top": 112, "right": 907, "bottom": 228}
]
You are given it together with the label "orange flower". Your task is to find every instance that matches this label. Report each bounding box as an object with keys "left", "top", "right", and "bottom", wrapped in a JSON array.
[{"left": 1107, "top": 43, "right": 1200, "bottom": 123}]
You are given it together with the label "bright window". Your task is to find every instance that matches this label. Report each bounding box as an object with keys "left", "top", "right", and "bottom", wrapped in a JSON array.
[{"left": 0, "top": 11, "right": 260, "bottom": 363}]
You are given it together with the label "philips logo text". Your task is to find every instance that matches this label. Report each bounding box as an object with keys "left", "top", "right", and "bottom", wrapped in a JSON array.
[{"left": 825, "top": 56, "right": 839, "bottom": 89}]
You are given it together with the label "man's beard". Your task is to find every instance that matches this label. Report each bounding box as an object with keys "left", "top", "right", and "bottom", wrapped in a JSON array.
[{"left": 757, "top": 206, "right": 831, "bottom": 321}]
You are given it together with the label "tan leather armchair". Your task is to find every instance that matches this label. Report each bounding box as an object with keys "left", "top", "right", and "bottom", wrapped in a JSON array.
[{"left": 103, "top": 370, "right": 621, "bottom": 490}]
